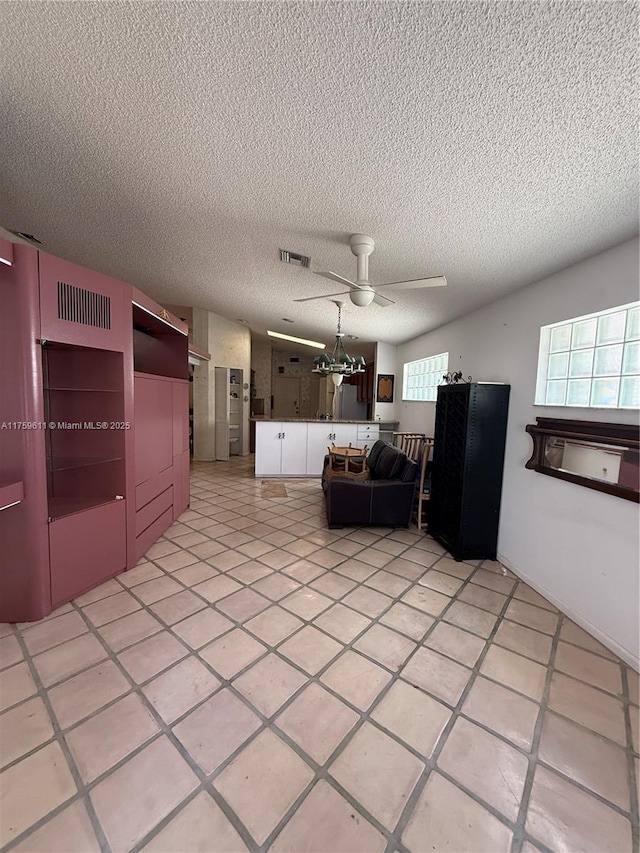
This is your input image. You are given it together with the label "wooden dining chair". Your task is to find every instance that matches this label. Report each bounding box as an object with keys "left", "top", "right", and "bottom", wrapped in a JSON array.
[{"left": 414, "top": 437, "right": 434, "bottom": 530}]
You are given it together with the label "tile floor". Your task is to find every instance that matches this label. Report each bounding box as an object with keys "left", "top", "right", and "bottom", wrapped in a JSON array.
[{"left": 1, "top": 455, "right": 638, "bottom": 852}]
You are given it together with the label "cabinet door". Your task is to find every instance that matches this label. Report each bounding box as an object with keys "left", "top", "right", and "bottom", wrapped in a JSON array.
[
  {"left": 134, "top": 375, "right": 173, "bottom": 486},
  {"left": 39, "top": 252, "right": 128, "bottom": 351},
  {"left": 331, "top": 424, "right": 360, "bottom": 447},
  {"left": 172, "top": 381, "right": 189, "bottom": 456},
  {"left": 280, "top": 423, "right": 308, "bottom": 476},
  {"left": 306, "top": 423, "right": 335, "bottom": 475},
  {"left": 255, "top": 422, "right": 283, "bottom": 477}
]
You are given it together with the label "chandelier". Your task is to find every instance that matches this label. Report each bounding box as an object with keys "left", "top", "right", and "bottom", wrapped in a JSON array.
[{"left": 312, "top": 301, "right": 366, "bottom": 386}]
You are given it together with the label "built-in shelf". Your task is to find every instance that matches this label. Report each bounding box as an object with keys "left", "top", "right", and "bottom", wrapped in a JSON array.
[
  {"left": 47, "top": 456, "right": 124, "bottom": 473},
  {"left": 48, "top": 495, "right": 123, "bottom": 520},
  {"left": 0, "top": 481, "right": 24, "bottom": 511}
]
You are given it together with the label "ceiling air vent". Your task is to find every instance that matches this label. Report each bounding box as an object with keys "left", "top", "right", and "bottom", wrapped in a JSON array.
[
  {"left": 57, "top": 281, "right": 111, "bottom": 329},
  {"left": 280, "top": 249, "right": 310, "bottom": 268}
]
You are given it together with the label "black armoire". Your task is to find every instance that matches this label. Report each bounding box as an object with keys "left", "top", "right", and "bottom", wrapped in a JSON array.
[{"left": 429, "top": 382, "right": 510, "bottom": 561}]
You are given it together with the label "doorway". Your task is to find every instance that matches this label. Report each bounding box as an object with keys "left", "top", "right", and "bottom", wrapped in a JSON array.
[{"left": 272, "top": 376, "right": 302, "bottom": 418}]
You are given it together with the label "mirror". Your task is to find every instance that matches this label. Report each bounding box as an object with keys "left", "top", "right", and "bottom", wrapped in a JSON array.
[{"left": 526, "top": 418, "right": 639, "bottom": 502}]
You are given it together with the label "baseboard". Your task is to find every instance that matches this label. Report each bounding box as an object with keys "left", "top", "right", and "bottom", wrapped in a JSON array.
[{"left": 497, "top": 552, "right": 639, "bottom": 673}]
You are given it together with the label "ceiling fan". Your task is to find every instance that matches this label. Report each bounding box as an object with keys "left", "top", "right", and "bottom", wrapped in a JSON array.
[{"left": 294, "top": 234, "right": 447, "bottom": 308}]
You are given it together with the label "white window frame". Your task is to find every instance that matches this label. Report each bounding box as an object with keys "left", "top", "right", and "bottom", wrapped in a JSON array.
[
  {"left": 402, "top": 352, "right": 449, "bottom": 402},
  {"left": 535, "top": 302, "right": 639, "bottom": 409}
]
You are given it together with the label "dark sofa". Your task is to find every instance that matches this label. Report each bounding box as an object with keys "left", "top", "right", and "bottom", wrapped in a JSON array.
[{"left": 322, "top": 440, "right": 417, "bottom": 528}]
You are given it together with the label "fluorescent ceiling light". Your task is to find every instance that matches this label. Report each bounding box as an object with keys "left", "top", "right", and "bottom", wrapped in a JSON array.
[{"left": 267, "top": 330, "right": 325, "bottom": 349}]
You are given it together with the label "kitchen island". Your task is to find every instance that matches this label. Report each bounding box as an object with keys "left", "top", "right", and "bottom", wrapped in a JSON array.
[{"left": 253, "top": 418, "right": 398, "bottom": 477}]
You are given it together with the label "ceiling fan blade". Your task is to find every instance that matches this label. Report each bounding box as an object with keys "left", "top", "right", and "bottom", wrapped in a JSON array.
[
  {"left": 373, "top": 291, "right": 395, "bottom": 307},
  {"left": 376, "top": 275, "right": 448, "bottom": 291},
  {"left": 293, "top": 289, "right": 352, "bottom": 303},
  {"left": 315, "top": 270, "right": 359, "bottom": 289}
]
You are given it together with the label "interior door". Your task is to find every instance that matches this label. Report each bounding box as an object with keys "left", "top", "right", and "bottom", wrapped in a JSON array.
[{"left": 272, "top": 377, "right": 301, "bottom": 419}]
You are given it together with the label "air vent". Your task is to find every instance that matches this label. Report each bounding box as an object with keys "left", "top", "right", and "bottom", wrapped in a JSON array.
[
  {"left": 57, "top": 281, "right": 111, "bottom": 329},
  {"left": 280, "top": 249, "right": 310, "bottom": 268},
  {"left": 289, "top": 357, "right": 299, "bottom": 363}
]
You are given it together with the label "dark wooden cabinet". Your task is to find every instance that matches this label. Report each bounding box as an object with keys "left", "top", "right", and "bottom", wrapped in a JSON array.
[{"left": 430, "top": 383, "right": 510, "bottom": 561}]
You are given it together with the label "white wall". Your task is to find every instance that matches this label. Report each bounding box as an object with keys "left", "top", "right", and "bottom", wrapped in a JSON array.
[
  {"left": 192, "top": 308, "right": 251, "bottom": 458},
  {"left": 374, "top": 341, "right": 398, "bottom": 421},
  {"left": 396, "top": 238, "right": 640, "bottom": 668}
]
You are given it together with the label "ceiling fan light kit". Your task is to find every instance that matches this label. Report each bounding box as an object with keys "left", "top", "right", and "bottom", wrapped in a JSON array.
[
  {"left": 312, "top": 301, "right": 366, "bottom": 385},
  {"left": 295, "top": 233, "right": 447, "bottom": 309}
]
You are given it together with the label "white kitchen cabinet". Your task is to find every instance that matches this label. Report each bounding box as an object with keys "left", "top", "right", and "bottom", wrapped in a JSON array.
[
  {"left": 357, "top": 424, "right": 380, "bottom": 445},
  {"left": 306, "top": 423, "right": 339, "bottom": 476},
  {"left": 255, "top": 421, "right": 308, "bottom": 477}
]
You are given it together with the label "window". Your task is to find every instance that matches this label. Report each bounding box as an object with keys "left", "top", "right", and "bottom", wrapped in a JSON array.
[
  {"left": 535, "top": 302, "right": 640, "bottom": 408},
  {"left": 403, "top": 352, "right": 449, "bottom": 401}
]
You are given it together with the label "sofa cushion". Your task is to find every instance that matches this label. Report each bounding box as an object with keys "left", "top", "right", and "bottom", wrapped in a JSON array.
[{"left": 370, "top": 443, "right": 406, "bottom": 480}]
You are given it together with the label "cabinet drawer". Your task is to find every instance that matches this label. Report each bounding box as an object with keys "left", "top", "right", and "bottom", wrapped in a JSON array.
[
  {"left": 135, "top": 506, "right": 173, "bottom": 563},
  {"left": 357, "top": 426, "right": 379, "bottom": 441},
  {"left": 135, "top": 486, "right": 173, "bottom": 536},
  {"left": 135, "top": 466, "right": 174, "bottom": 511}
]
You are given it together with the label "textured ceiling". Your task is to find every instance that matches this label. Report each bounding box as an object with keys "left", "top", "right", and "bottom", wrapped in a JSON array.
[{"left": 1, "top": 1, "right": 637, "bottom": 349}]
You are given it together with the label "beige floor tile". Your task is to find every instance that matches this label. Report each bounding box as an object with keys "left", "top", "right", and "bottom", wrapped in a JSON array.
[
  {"left": 142, "top": 791, "right": 249, "bottom": 852},
  {"left": 147, "top": 589, "right": 206, "bottom": 625},
  {"left": 228, "top": 563, "right": 273, "bottom": 584},
  {"left": 172, "top": 608, "right": 234, "bottom": 649},
  {"left": 548, "top": 672, "right": 627, "bottom": 745},
  {"left": 371, "top": 679, "right": 450, "bottom": 757},
  {"left": 398, "top": 547, "right": 440, "bottom": 568},
  {"left": 132, "top": 576, "right": 184, "bottom": 606},
  {"left": 438, "top": 717, "right": 528, "bottom": 820},
  {"left": 402, "top": 647, "right": 472, "bottom": 707},
  {"left": 145, "top": 539, "right": 180, "bottom": 559},
  {"left": 560, "top": 620, "right": 617, "bottom": 660},
  {"left": 32, "top": 633, "right": 108, "bottom": 688},
  {"left": 74, "top": 578, "right": 123, "bottom": 606},
  {"left": 22, "top": 611, "right": 88, "bottom": 656},
  {"left": 278, "top": 625, "right": 343, "bottom": 675},
  {"left": 457, "top": 583, "right": 507, "bottom": 615},
  {"left": 327, "top": 538, "right": 366, "bottom": 557},
  {"left": 204, "top": 550, "right": 249, "bottom": 572},
  {"left": 310, "top": 572, "right": 357, "bottom": 599},
  {"left": 419, "top": 569, "right": 465, "bottom": 597},
  {"left": 626, "top": 666, "right": 639, "bottom": 706},
  {"left": 214, "top": 729, "right": 314, "bottom": 845},
  {"left": 384, "top": 556, "right": 427, "bottom": 580},
  {"left": 217, "top": 531, "right": 254, "bottom": 548},
  {"left": 431, "top": 557, "right": 476, "bottom": 579},
  {"left": 306, "top": 549, "right": 347, "bottom": 570},
  {"left": 276, "top": 683, "right": 359, "bottom": 765},
  {"left": 539, "top": 711, "right": 629, "bottom": 810},
  {"left": 184, "top": 539, "right": 230, "bottom": 560},
  {"left": 118, "top": 631, "right": 189, "bottom": 683},
  {"left": 462, "top": 676, "right": 539, "bottom": 750},
  {"left": 252, "top": 573, "right": 301, "bottom": 601},
  {"left": 313, "top": 603, "right": 371, "bottom": 644},
  {"left": 98, "top": 609, "right": 163, "bottom": 652},
  {"left": 192, "top": 575, "right": 242, "bottom": 604},
  {"left": 217, "top": 588, "right": 272, "bottom": 622},
  {"left": 320, "top": 650, "right": 392, "bottom": 711},
  {"left": 263, "top": 530, "right": 298, "bottom": 547},
  {"left": 0, "top": 742, "right": 77, "bottom": 847},
  {"left": 334, "top": 558, "right": 379, "bottom": 581},
  {"left": 234, "top": 654, "right": 307, "bottom": 717},
  {"left": 342, "top": 586, "right": 392, "bottom": 618},
  {"left": 282, "top": 539, "right": 322, "bottom": 559},
  {"left": 354, "top": 623, "right": 416, "bottom": 671},
  {"left": 504, "top": 599, "right": 558, "bottom": 635},
  {"left": 445, "top": 601, "right": 499, "bottom": 638},
  {"left": 330, "top": 722, "right": 423, "bottom": 831},
  {"left": 65, "top": 693, "right": 159, "bottom": 783},
  {"left": 554, "top": 641, "right": 622, "bottom": 695},
  {"left": 173, "top": 688, "right": 261, "bottom": 774},
  {"left": 142, "top": 656, "right": 220, "bottom": 723},
  {"left": 401, "top": 585, "right": 450, "bottom": 617},
  {"left": 526, "top": 765, "right": 631, "bottom": 853},
  {"left": 281, "top": 559, "right": 327, "bottom": 583},
  {"left": 270, "top": 780, "right": 386, "bottom": 852},
  {"left": 631, "top": 704, "right": 639, "bottom": 753},
  {"left": 375, "top": 539, "right": 410, "bottom": 557},
  {"left": 0, "top": 661, "right": 37, "bottom": 711},
  {"left": 172, "top": 560, "right": 220, "bottom": 586},
  {"left": 258, "top": 549, "right": 300, "bottom": 570},
  {"left": 470, "top": 568, "right": 516, "bottom": 595},
  {"left": 12, "top": 801, "right": 100, "bottom": 853},
  {"left": 281, "top": 588, "right": 334, "bottom": 620},
  {"left": 200, "top": 628, "right": 267, "bottom": 678},
  {"left": 0, "top": 697, "right": 54, "bottom": 769},
  {"left": 48, "top": 660, "right": 130, "bottom": 729},
  {"left": 426, "top": 621, "right": 485, "bottom": 668},
  {"left": 513, "top": 583, "right": 557, "bottom": 611},
  {"left": 80, "top": 590, "right": 142, "bottom": 627},
  {"left": 244, "top": 606, "right": 304, "bottom": 646},
  {"left": 402, "top": 772, "right": 512, "bottom": 853},
  {"left": 379, "top": 602, "right": 435, "bottom": 641},
  {"left": 345, "top": 530, "right": 382, "bottom": 547},
  {"left": 494, "top": 619, "right": 553, "bottom": 664},
  {"left": 481, "top": 645, "right": 547, "bottom": 702},
  {"left": 90, "top": 737, "right": 199, "bottom": 852},
  {"left": 364, "top": 570, "right": 412, "bottom": 597},
  {"left": 154, "top": 550, "right": 199, "bottom": 571}
]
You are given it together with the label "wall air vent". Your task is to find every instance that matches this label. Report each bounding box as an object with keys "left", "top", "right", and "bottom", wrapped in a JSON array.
[
  {"left": 57, "top": 281, "right": 111, "bottom": 329},
  {"left": 280, "top": 249, "right": 311, "bottom": 268}
]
